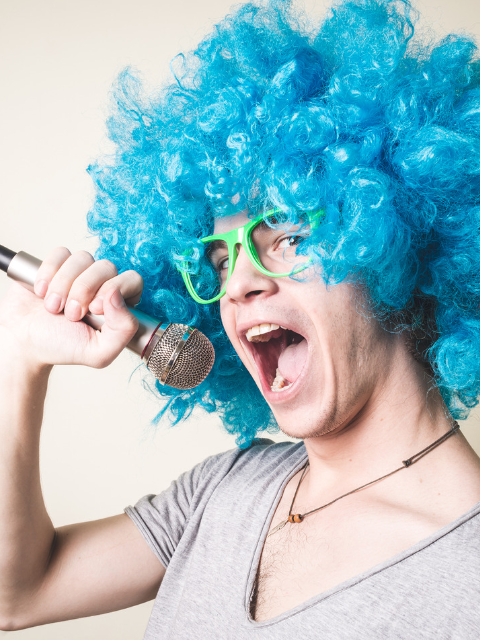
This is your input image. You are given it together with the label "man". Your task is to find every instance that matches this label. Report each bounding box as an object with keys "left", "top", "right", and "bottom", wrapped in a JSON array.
[{"left": 1, "top": 0, "right": 480, "bottom": 636}]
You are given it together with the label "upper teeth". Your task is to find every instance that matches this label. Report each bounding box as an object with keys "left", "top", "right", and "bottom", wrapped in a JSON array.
[{"left": 246, "top": 323, "right": 283, "bottom": 342}]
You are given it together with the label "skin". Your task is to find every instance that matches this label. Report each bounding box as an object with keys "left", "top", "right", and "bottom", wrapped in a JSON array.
[
  {"left": 216, "top": 211, "right": 480, "bottom": 527},
  {"left": 0, "top": 249, "right": 165, "bottom": 630},
  {"left": 1, "top": 223, "right": 480, "bottom": 628},
  {"left": 216, "top": 212, "right": 480, "bottom": 620}
]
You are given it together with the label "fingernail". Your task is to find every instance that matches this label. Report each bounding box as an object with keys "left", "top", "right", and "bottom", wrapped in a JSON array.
[
  {"left": 111, "top": 289, "right": 125, "bottom": 309},
  {"left": 45, "top": 293, "right": 62, "bottom": 313},
  {"left": 35, "top": 280, "right": 48, "bottom": 297},
  {"left": 65, "top": 299, "right": 82, "bottom": 321}
]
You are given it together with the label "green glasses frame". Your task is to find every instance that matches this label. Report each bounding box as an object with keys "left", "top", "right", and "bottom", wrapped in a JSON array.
[{"left": 178, "top": 208, "right": 324, "bottom": 305}]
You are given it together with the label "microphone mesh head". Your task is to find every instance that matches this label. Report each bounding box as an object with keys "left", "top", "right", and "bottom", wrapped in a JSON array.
[{"left": 146, "top": 323, "right": 215, "bottom": 390}]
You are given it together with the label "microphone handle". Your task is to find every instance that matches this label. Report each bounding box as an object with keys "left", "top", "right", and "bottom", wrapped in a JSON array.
[{"left": 4, "top": 249, "right": 164, "bottom": 360}]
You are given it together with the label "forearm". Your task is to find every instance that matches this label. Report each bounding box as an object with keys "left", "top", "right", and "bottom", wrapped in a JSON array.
[
  {"left": 0, "top": 260, "right": 143, "bottom": 629},
  {"left": 0, "top": 344, "right": 55, "bottom": 616}
]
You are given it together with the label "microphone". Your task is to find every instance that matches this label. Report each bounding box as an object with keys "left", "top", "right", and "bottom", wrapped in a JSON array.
[{"left": 0, "top": 245, "right": 215, "bottom": 390}]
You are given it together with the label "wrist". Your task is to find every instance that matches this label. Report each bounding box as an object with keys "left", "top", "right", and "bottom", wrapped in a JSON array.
[{"left": 0, "top": 335, "right": 53, "bottom": 382}]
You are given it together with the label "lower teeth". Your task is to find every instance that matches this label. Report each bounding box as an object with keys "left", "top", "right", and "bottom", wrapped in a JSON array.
[{"left": 271, "top": 369, "right": 291, "bottom": 392}]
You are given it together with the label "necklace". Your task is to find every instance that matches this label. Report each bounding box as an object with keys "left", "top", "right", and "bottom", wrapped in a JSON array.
[{"left": 268, "top": 421, "right": 460, "bottom": 538}]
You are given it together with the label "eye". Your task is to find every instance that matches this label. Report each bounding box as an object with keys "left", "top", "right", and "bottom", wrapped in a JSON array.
[
  {"left": 217, "top": 256, "right": 229, "bottom": 272},
  {"left": 275, "top": 234, "right": 307, "bottom": 250},
  {"left": 206, "top": 242, "right": 229, "bottom": 274},
  {"left": 208, "top": 252, "right": 229, "bottom": 275}
]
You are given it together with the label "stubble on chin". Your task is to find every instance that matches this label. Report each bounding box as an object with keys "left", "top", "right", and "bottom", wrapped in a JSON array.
[{"left": 273, "top": 401, "right": 342, "bottom": 441}]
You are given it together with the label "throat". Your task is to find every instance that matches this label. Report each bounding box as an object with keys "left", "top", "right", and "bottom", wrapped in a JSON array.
[{"left": 249, "top": 328, "right": 307, "bottom": 392}]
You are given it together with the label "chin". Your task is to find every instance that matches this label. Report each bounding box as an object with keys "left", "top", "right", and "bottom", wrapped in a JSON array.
[{"left": 269, "top": 397, "right": 342, "bottom": 441}]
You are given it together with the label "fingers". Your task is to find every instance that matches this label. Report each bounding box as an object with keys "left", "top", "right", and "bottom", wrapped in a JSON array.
[
  {"left": 33, "top": 249, "right": 143, "bottom": 324},
  {"left": 34, "top": 247, "right": 72, "bottom": 298},
  {"left": 27, "top": 248, "right": 144, "bottom": 370},
  {"left": 88, "top": 270, "right": 144, "bottom": 316},
  {"left": 83, "top": 288, "right": 139, "bottom": 369},
  {"left": 63, "top": 258, "right": 118, "bottom": 321},
  {"left": 35, "top": 250, "right": 98, "bottom": 318}
]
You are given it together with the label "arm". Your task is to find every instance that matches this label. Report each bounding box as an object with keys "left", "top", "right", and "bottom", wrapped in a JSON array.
[{"left": 0, "top": 251, "right": 165, "bottom": 631}]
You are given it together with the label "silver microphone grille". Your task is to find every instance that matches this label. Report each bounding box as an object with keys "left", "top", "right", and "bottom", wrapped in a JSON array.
[{"left": 145, "top": 323, "right": 215, "bottom": 390}]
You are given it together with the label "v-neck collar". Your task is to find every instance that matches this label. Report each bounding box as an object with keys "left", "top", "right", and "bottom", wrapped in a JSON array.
[{"left": 242, "top": 442, "right": 480, "bottom": 629}]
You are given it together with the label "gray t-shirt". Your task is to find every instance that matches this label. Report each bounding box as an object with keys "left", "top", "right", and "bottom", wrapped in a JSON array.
[{"left": 125, "top": 439, "right": 480, "bottom": 639}]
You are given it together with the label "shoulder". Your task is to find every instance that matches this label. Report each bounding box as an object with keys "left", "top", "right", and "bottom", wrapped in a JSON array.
[
  {"left": 417, "top": 503, "right": 480, "bottom": 588},
  {"left": 198, "top": 438, "right": 306, "bottom": 487},
  {"left": 442, "top": 505, "right": 480, "bottom": 553}
]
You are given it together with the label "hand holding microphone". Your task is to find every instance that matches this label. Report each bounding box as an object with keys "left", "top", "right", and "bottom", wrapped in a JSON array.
[{"left": 0, "top": 245, "right": 214, "bottom": 389}]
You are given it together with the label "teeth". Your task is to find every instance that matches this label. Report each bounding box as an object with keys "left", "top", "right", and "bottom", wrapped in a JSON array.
[
  {"left": 271, "top": 369, "right": 291, "bottom": 392},
  {"left": 246, "top": 323, "right": 280, "bottom": 343}
]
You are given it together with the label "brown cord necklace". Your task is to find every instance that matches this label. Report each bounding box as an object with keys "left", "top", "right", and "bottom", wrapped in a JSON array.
[{"left": 267, "top": 421, "right": 460, "bottom": 538}]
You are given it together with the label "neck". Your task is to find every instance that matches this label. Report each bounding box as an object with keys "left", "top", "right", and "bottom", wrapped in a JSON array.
[{"left": 301, "top": 346, "right": 458, "bottom": 497}]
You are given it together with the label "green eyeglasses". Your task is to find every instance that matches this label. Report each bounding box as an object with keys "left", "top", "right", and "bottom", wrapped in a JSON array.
[{"left": 178, "top": 208, "right": 324, "bottom": 304}]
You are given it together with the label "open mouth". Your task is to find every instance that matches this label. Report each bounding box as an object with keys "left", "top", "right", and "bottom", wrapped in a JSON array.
[{"left": 245, "top": 323, "right": 308, "bottom": 393}]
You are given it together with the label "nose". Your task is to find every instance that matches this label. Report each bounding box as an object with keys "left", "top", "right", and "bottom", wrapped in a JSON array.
[{"left": 224, "top": 243, "right": 278, "bottom": 303}]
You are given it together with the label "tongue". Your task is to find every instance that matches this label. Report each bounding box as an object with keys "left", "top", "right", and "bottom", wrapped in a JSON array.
[{"left": 278, "top": 339, "right": 308, "bottom": 384}]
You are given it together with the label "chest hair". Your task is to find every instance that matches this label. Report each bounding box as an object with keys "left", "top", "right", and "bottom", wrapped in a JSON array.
[{"left": 250, "top": 515, "right": 314, "bottom": 620}]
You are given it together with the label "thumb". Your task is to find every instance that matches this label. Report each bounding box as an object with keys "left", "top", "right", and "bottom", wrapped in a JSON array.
[{"left": 84, "top": 288, "right": 139, "bottom": 368}]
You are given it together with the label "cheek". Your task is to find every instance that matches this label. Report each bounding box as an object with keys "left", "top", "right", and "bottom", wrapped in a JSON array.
[
  {"left": 315, "top": 300, "right": 384, "bottom": 384},
  {"left": 305, "top": 288, "right": 362, "bottom": 370}
]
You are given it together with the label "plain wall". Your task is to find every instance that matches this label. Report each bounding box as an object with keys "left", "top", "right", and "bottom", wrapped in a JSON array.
[{"left": 1, "top": 0, "right": 479, "bottom": 637}]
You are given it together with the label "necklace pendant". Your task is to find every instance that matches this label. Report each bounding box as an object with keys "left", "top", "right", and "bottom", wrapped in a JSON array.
[
  {"left": 268, "top": 513, "right": 305, "bottom": 537},
  {"left": 267, "top": 519, "right": 288, "bottom": 537}
]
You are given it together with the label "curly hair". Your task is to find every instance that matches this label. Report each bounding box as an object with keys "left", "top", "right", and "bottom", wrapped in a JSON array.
[{"left": 87, "top": 0, "right": 480, "bottom": 447}]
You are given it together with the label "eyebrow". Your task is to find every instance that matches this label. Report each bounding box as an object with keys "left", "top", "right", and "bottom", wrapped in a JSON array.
[
  {"left": 206, "top": 239, "right": 228, "bottom": 261},
  {"left": 255, "top": 216, "right": 307, "bottom": 233},
  {"left": 207, "top": 239, "right": 228, "bottom": 251}
]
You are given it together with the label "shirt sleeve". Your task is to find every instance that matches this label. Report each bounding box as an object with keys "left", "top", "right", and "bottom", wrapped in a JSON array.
[{"left": 124, "top": 447, "right": 241, "bottom": 568}]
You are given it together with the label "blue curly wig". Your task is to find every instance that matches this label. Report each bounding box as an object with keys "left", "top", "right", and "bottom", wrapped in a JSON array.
[{"left": 87, "top": 0, "right": 480, "bottom": 447}]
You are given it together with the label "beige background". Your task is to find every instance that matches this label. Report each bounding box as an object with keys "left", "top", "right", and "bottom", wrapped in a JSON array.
[{"left": 1, "top": 0, "right": 479, "bottom": 637}]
